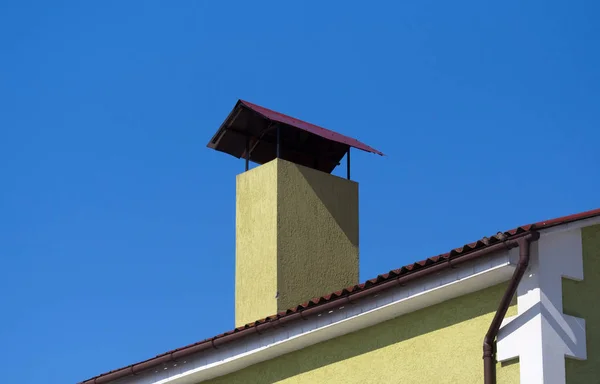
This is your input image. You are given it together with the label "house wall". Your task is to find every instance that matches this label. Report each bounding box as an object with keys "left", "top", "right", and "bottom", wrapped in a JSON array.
[
  {"left": 204, "top": 283, "right": 519, "bottom": 384},
  {"left": 563, "top": 224, "right": 600, "bottom": 382}
]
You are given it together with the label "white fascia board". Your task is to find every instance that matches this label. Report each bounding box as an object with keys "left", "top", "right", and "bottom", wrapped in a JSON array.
[
  {"left": 118, "top": 249, "right": 517, "bottom": 384},
  {"left": 537, "top": 216, "right": 600, "bottom": 238}
]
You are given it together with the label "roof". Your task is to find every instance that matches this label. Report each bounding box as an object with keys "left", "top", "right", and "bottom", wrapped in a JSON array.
[
  {"left": 206, "top": 100, "right": 383, "bottom": 174},
  {"left": 81, "top": 207, "right": 600, "bottom": 384}
]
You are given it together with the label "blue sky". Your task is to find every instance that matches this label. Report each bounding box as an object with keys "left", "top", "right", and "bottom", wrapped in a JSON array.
[{"left": 1, "top": 1, "right": 598, "bottom": 383}]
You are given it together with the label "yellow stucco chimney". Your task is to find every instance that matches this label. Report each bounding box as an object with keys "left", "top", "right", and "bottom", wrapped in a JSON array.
[
  {"left": 207, "top": 100, "right": 382, "bottom": 327},
  {"left": 235, "top": 158, "right": 358, "bottom": 326}
]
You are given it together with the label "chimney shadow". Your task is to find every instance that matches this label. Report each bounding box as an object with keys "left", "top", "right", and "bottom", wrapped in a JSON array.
[{"left": 296, "top": 165, "right": 359, "bottom": 248}]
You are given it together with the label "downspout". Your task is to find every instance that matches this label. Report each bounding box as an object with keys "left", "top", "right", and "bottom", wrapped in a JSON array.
[
  {"left": 82, "top": 232, "right": 537, "bottom": 384},
  {"left": 483, "top": 231, "right": 540, "bottom": 384}
]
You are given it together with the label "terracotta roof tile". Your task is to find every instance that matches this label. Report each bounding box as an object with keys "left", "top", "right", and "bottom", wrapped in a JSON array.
[{"left": 80, "top": 207, "right": 600, "bottom": 384}]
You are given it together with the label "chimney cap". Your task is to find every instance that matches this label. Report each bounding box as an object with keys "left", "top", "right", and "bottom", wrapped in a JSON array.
[{"left": 207, "top": 100, "right": 383, "bottom": 174}]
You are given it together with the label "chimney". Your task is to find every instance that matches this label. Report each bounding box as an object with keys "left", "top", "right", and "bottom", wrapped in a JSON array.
[{"left": 207, "top": 100, "right": 382, "bottom": 327}]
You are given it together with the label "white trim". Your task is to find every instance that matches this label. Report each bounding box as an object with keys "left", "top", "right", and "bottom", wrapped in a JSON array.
[
  {"left": 538, "top": 215, "right": 600, "bottom": 237},
  {"left": 497, "top": 228, "right": 587, "bottom": 384},
  {"left": 117, "top": 251, "right": 517, "bottom": 384}
]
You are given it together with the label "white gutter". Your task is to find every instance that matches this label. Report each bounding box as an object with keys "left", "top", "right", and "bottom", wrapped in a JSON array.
[{"left": 117, "top": 248, "right": 518, "bottom": 384}]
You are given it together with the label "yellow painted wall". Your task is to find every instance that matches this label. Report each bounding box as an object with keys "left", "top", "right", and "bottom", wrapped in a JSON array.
[
  {"left": 563, "top": 224, "right": 600, "bottom": 382},
  {"left": 207, "top": 283, "right": 519, "bottom": 384},
  {"left": 235, "top": 159, "right": 359, "bottom": 327},
  {"left": 235, "top": 160, "right": 278, "bottom": 327},
  {"left": 276, "top": 159, "right": 358, "bottom": 311}
]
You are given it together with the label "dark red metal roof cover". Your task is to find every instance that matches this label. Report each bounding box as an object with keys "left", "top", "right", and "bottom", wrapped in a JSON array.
[{"left": 207, "top": 100, "right": 383, "bottom": 174}]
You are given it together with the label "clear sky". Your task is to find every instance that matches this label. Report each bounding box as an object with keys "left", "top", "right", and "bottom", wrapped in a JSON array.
[{"left": 1, "top": 1, "right": 599, "bottom": 383}]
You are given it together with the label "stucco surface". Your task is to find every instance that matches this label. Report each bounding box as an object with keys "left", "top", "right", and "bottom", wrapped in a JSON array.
[
  {"left": 206, "top": 283, "right": 519, "bottom": 384},
  {"left": 235, "top": 159, "right": 359, "bottom": 327},
  {"left": 277, "top": 159, "right": 359, "bottom": 311},
  {"left": 235, "top": 161, "right": 278, "bottom": 327},
  {"left": 563, "top": 224, "right": 600, "bottom": 382}
]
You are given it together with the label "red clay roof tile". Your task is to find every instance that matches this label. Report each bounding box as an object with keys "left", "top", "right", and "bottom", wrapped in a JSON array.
[{"left": 81, "top": 207, "right": 600, "bottom": 384}]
